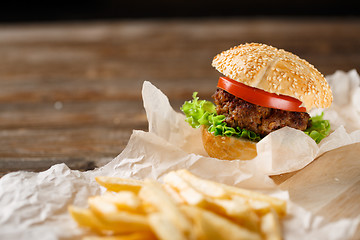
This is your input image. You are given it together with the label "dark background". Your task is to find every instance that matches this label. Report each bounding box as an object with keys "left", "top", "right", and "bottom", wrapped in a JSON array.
[{"left": 0, "top": 0, "right": 359, "bottom": 23}]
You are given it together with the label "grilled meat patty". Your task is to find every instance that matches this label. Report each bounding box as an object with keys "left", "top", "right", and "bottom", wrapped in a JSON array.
[{"left": 212, "top": 88, "right": 311, "bottom": 137}]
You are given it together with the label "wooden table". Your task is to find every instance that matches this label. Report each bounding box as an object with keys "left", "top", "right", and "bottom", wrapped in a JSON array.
[
  {"left": 0, "top": 17, "right": 359, "bottom": 238},
  {"left": 0, "top": 18, "right": 359, "bottom": 176}
]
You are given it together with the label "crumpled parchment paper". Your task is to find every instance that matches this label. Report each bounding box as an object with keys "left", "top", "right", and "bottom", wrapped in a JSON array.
[{"left": 0, "top": 70, "right": 360, "bottom": 240}]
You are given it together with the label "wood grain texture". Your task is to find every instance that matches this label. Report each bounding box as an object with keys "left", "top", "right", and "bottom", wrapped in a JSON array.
[
  {"left": 274, "top": 143, "right": 360, "bottom": 239},
  {"left": 0, "top": 18, "right": 359, "bottom": 175},
  {"left": 0, "top": 18, "right": 359, "bottom": 238}
]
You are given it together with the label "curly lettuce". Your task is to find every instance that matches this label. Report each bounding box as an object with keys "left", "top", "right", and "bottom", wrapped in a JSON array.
[
  {"left": 181, "top": 92, "right": 330, "bottom": 144},
  {"left": 181, "top": 92, "right": 261, "bottom": 142},
  {"left": 304, "top": 113, "right": 331, "bottom": 143}
]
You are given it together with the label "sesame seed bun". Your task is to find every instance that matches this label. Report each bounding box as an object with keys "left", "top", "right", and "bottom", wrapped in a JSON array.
[
  {"left": 212, "top": 43, "right": 333, "bottom": 111},
  {"left": 201, "top": 126, "right": 257, "bottom": 160}
]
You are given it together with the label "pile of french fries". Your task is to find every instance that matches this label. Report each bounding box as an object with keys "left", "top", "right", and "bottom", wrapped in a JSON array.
[{"left": 69, "top": 169, "right": 286, "bottom": 240}]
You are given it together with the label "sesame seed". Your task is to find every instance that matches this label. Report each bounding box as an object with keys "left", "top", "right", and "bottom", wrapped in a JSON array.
[{"left": 212, "top": 43, "right": 332, "bottom": 110}]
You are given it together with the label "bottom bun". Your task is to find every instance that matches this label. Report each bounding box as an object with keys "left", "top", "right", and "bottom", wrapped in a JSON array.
[{"left": 201, "top": 126, "right": 257, "bottom": 160}]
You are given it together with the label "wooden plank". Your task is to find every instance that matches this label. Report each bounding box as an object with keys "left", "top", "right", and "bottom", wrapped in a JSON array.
[
  {"left": 0, "top": 18, "right": 359, "bottom": 174},
  {"left": 0, "top": 19, "right": 359, "bottom": 83},
  {"left": 0, "top": 100, "right": 147, "bottom": 128},
  {"left": 0, "top": 18, "right": 358, "bottom": 238},
  {"left": 0, "top": 99, "right": 148, "bottom": 176},
  {"left": 0, "top": 127, "right": 132, "bottom": 176},
  {"left": 274, "top": 143, "right": 360, "bottom": 239},
  {"left": 276, "top": 143, "right": 360, "bottom": 212}
]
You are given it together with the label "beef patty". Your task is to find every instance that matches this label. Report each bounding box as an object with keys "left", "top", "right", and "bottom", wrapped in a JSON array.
[{"left": 212, "top": 88, "right": 311, "bottom": 137}]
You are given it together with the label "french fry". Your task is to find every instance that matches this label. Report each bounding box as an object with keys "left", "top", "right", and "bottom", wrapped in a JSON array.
[
  {"left": 88, "top": 196, "right": 150, "bottom": 233},
  {"left": 224, "top": 186, "right": 286, "bottom": 217},
  {"left": 99, "top": 191, "right": 142, "bottom": 213},
  {"left": 148, "top": 213, "right": 188, "bottom": 240},
  {"left": 165, "top": 172, "right": 261, "bottom": 232},
  {"left": 163, "top": 171, "right": 206, "bottom": 206},
  {"left": 162, "top": 183, "right": 185, "bottom": 204},
  {"left": 138, "top": 179, "right": 192, "bottom": 236},
  {"left": 70, "top": 169, "right": 286, "bottom": 240},
  {"left": 88, "top": 196, "right": 118, "bottom": 216},
  {"left": 175, "top": 169, "right": 227, "bottom": 198},
  {"left": 207, "top": 197, "right": 261, "bottom": 232},
  {"left": 261, "top": 209, "right": 282, "bottom": 240},
  {"left": 182, "top": 205, "right": 262, "bottom": 240},
  {"left": 83, "top": 231, "right": 157, "bottom": 240},
  {"left": 68, "top": 206, "right": 104, "bottom": 233},
  {"left": 69, "top": 206, "right": 134, "bottom": 235},
  {"left": 247, "top": 198, "right": 273, "bottom": 215},
  {"left": 175, "top": 169, "right": 286, "bottom": 216},
  {"left": 95, "top": 176, "right": 143, "bottom": 193}
]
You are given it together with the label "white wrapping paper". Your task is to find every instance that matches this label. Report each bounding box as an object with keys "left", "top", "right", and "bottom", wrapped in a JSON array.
[{"left": 1, "top": 70, "right": 360, "bottom": 239}]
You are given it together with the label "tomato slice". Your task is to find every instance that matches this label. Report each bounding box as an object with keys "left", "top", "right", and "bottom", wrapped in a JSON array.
[{"left": 217, "top": 77, "right": 307, "bottom": 112}]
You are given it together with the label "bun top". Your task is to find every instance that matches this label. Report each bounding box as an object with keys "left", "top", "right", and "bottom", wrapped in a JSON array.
[{"left": 212, "top": 43, "right": 332, "bottom": 111}]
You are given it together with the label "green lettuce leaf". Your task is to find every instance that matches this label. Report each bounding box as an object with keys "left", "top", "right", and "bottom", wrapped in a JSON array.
[
  {"left": 181, "top": 92, "right": 217, "bottom": 128},
  {"left": 181, "top": 92, "right": 331, "bottom": 144},
  {"left": 181, "top": 92, "right": 261, "bottom": 142},
  {"left": 304, "top": 113, "right": 331, "bottom": 144}
]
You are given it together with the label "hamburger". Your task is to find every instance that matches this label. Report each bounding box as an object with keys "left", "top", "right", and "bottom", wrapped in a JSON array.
[{"left": 181, "top": 43, "right": 332, "bottom": 160}]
